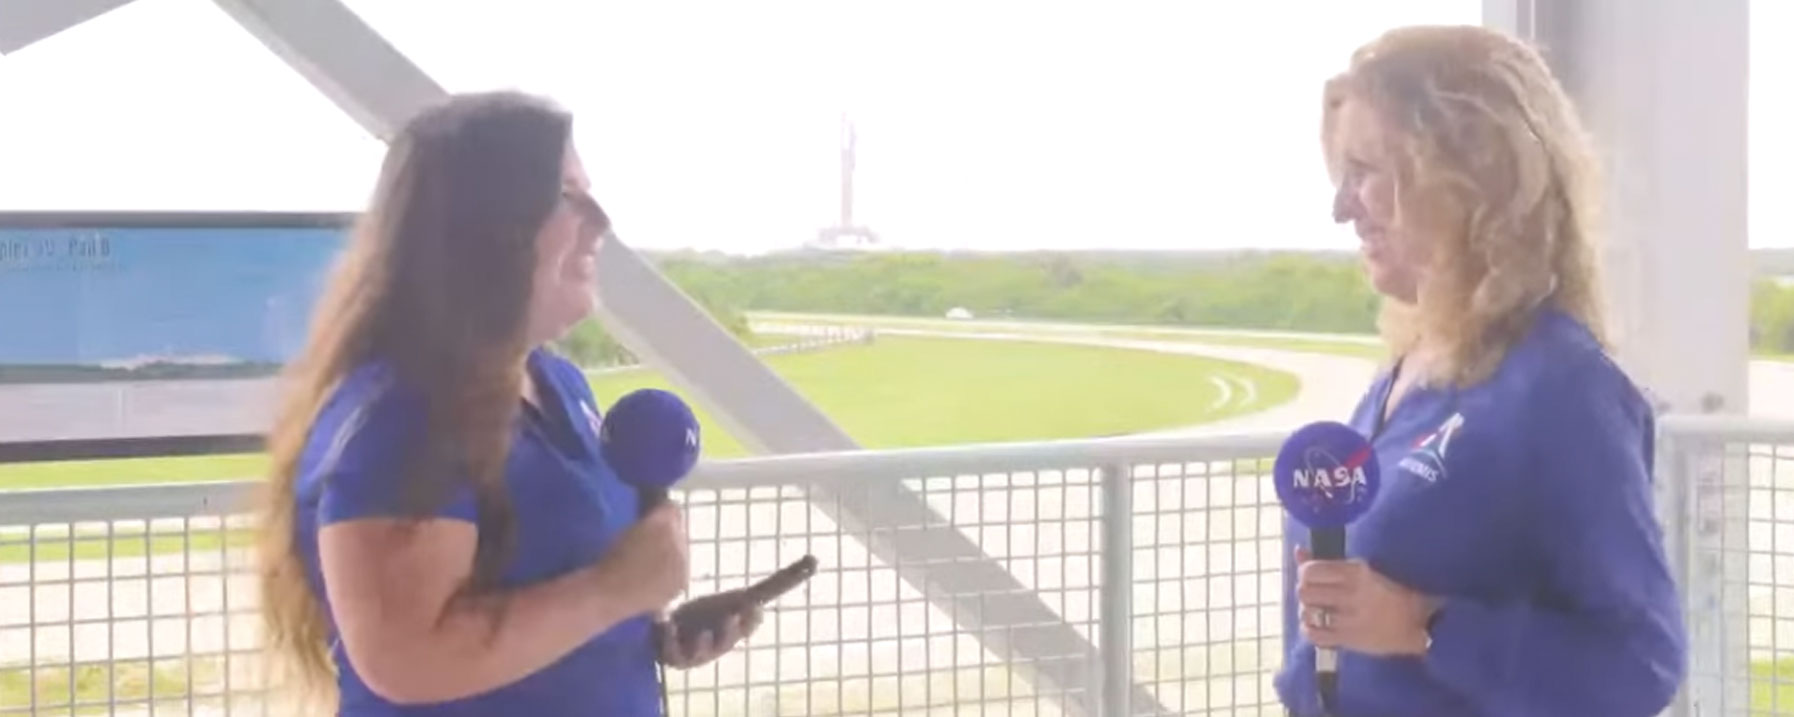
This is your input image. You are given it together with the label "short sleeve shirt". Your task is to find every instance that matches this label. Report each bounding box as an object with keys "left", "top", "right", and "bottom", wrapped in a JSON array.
[{"left": 293, "top": 349, "right": 661, "bottom": 715}]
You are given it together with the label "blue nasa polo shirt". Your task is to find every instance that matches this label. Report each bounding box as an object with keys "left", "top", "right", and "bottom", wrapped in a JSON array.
[
  {"left": 1276, "top": 309, "right": 1685, "bottom": 717},
  {"left": 293, "top": 348, "right": 662, "bottom": 716}
]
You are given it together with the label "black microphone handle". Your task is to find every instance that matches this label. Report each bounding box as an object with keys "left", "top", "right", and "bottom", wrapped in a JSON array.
[
  {"left": 1311, "top": 527, "right": 1345, "bottom": 561},
  {"left": 639, "top": 487, "right": 668, "bottom": 518},
  {"left": 1312, "top": 527, "right": 1346, "bottom": 715}
]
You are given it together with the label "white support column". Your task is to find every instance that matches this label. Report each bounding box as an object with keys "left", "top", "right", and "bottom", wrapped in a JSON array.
[
  {"left": 209, "top": 2, "right": 1156, "bottom": 712},
  {"left": 0, "top": 0, "right": 139, "bottom": 54},
  {"left": 209, "top": 0, "right": 445, "bottom": 141},
  {"left": 1487, "top": 1, "right": 1751, "bottom": 715},
  {"left": 1485, "top": 0, "right": 1752, "bottom": 415}
]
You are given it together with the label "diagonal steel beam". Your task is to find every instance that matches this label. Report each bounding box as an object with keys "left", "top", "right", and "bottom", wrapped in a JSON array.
[
  {"left": 593, "top": 240, "right": 1170, "bottom": 716},
  {"left": 211, "top": 1, "right": 1166, "bottom": 713},
  {"left": 0, "top": 0, "right": 139, "bottom": 55},
  {"left": 208, "top": 0, "right": 441, "bottom": 140}
]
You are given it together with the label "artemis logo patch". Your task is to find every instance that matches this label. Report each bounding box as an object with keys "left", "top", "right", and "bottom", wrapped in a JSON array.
[{"left": 1398, "top": 412, "right": 1464, "bottom": 483}]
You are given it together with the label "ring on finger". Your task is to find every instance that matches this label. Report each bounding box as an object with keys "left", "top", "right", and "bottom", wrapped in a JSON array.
[{"left": 1311, "top": 607, "right": 1334, "bottom": 630}]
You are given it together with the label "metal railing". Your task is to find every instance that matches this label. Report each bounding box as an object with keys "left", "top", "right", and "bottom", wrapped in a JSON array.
[
  {"left": 1656, "top": 415, "right": 1794, "bottom": 717},
  {"left": 2, "top": 418, "right": 1791, "bottom": 716}
]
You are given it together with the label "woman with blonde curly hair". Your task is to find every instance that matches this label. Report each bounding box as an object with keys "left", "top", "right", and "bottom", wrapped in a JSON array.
[{"left": 1278, "top": 25, "right": 1685, "bottom": 717}]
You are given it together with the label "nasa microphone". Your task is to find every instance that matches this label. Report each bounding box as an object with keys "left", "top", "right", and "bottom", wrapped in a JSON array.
[
  {"left": 598, "top": 388, "right": 702, "bottom": 513},
  {"left": 596, "top": 389, "right": 821, "bottom": 651},
  {"left": 1272, "top": 421, "right": 1381, "bottom": 716}
]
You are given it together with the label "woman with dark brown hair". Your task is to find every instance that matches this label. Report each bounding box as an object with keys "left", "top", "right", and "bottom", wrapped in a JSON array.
[{"left": 255, "top": 91, "right": 757, "bottom": 715}]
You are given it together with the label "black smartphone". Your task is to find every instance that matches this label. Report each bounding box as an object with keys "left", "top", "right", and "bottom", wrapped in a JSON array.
[{"left": 664, "top": 555, "right": 819, "bottom": 652}]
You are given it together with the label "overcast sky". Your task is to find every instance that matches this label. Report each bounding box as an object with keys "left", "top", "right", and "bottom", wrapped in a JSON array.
[{"left": 0, "top": 0, "right": 1786, "bottom": 253}]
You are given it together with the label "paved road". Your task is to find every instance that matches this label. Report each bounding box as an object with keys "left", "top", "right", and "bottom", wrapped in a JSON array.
[{"left": 0, "top": 379, "right": 277, "bottom": 443}]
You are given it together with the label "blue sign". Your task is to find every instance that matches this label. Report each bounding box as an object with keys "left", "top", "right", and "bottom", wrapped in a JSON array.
[
  {"left": 1272, "top": 421, "right": 1381, "bottom": 529},
  {"left": 0, "top": 221, "right": 348, "bottom": 383}
]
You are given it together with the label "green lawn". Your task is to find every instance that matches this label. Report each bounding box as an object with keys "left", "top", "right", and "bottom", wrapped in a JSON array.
[
  {"left": 1, "top": 658, "right": 225, "bottom": 716},
  {"left": 588, "top": 336, "right": 1295, "bottom": 458},
  {"left": 1755, "top": 658, "right": 1794, "bottom": 712},
  {"left": 0, "top": 337, "right": 1299, "bottom": 712},
  {"left": 0, "top": 525, "right": 252, "bottom": 564},
  {"left": 0, "top": 336, "right": 1294, "bottom": 493}
]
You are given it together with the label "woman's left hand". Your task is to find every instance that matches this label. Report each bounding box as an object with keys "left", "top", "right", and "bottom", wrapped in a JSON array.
[
  {"left": 657, "top": 602, "right": 764, "bottom": 669},
  {"left": 1294, "top": 546, "right": 1439, "bottom": 657}
]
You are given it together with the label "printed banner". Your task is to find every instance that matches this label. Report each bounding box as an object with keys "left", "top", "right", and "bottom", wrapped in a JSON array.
[
  {"left": 0, "top": 220, "right": 350, "bottom": 442},
  {"left": 0, "top": 223, "right": 347, "bottom": 384}
]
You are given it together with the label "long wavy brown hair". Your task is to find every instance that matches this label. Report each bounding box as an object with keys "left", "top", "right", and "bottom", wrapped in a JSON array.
[
  {"left": 255, "top": 91, "right": 574, "bottom": 707},
  {"left": 1322, "top": 25, "right": 1609, "bottom": 386}
]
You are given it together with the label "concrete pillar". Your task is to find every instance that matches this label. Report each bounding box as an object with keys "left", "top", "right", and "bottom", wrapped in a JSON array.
[
  {"left": 1484, "top": 0, "right": 1751, "bottom": 415},
  {"left": 1485, "top": 2, "right": 1752, "bottom": 714}
]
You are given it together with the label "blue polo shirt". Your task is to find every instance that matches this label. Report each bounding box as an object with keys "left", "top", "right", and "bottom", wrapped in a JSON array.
[
  {"left": 1275, "top": 309, "right": 1685, "bottom": 716},
  {"left": 293, "top": 348, "right": 661, "bottom": 715}
]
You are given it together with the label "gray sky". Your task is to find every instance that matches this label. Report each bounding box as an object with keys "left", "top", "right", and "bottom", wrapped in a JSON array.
[{"left": 0, "top": 0, "right": 1786, "bottom": 253}]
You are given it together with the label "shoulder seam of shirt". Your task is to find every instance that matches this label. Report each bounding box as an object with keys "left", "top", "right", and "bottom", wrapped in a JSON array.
[{"left": 317, "top": 375, "right": 392, "bottom": 481}]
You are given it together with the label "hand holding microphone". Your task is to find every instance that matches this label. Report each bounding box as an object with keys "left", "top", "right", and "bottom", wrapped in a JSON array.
[
  {"left": 598, "top": 503, "right": 689, "bottom": 617},
  {"left": 1272, "top": 421, "right": 1382, "bottom": 714},
  {"left": 596, "top": 389, "right": 817, "bottom": 667},
  {"left": 1292, "top": 545, "right": 1437, "bottom": 657},
  {"left": 596, "top": 389, "right": 703, "bottom": 617}
]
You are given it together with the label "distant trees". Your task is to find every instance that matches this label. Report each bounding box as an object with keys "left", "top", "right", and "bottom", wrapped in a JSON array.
[
  {"left": 1753, "top": 279, "right": 1794, "bottom": 355},
  {"left": 655, "top": 250, "right": 1383, "bottom": 334},
  {"left": 556, "top": 250, "right": 1794, "bottom": 361},
  {"left": 553, "top": 287, "right": 751, "bottom": 367}
]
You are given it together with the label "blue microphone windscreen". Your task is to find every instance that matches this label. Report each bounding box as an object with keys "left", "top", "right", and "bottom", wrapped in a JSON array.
[
  {"left": 599, "top": 388, "right": 701, "bottom": 491},
  {"left": 1272, "top": 421, "right": 1380, "bottom": 529}
]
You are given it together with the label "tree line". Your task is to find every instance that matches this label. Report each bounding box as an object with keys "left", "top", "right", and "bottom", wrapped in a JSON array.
[
  {"left": 657, "top": 250, "right": 1383, "bottom": 332},
  {"left": 1754, "top": 279, "right": 1794, "bottom": 355},
  {"left": 552, "top": 249, "right": 1794, "bottom": 364}
]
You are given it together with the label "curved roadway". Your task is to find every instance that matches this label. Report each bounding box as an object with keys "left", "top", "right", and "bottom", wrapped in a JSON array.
[{"left": 820, "top": 325, "right": 1380, "bottom": 435}]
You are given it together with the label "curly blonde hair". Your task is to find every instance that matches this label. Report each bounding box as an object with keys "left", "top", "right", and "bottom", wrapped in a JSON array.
[{"left": 1323, "top": 25, "right": 1609, "bottom": 386}]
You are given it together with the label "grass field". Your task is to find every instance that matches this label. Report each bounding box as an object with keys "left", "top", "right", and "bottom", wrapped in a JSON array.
[
  {"left": 0, "top": 336, "right": 1297, "bottom": 712},
  {"left": 0, "top": 336, "right": 1295, "bottom": 493}
]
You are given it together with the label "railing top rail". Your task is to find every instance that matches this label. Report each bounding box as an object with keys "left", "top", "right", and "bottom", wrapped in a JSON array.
[
  {"left": 1658, "top": 413, "right": 1794, "bottom": 443},
  {"left": 7, "top": 415, "right": 1792, "bottom": 526},
  {"left": 1, "top": 431, "right": 1289, "bottom": 525},
  {"left": 688, "top": 430, "right": 1287, "bottom": 488},
  {"left": 0, "top": 480, "right": 256, "bottom": 526}
]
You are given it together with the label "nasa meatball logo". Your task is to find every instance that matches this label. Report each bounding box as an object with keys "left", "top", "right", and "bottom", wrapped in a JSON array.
[{"left": 1273, "top": 422, "right": 1380, "bottom": 529}]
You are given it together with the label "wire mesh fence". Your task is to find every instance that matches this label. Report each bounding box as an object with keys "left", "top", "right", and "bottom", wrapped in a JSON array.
[{"left": 5, "top": 420, "right": 1789, "bottom": 716}]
